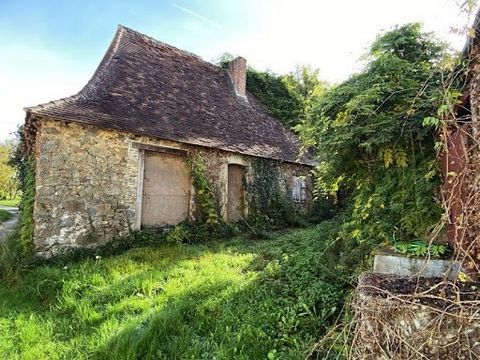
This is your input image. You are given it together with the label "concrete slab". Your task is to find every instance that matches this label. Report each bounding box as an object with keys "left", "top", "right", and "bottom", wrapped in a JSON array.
[{"left": 373, "top": 253, "right": 461, "bottom": 279}]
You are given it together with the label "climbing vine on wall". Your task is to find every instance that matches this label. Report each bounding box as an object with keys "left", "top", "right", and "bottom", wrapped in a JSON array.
[
  {"left": 246, "top": 158, "right": 300, "bottom": 231},
  {"left": 0, "top": 127, "right": 36, "bottom": 281},
  {"left": 187, "top": 154, "right": 220, "bottom": 225},
  {"left": 17, "top": 156, "right": 35, "bottom": 255},
  {"left": 167, "top": 154, "right": 238, "bottom": 244},
  {"left": 7, "top": 125, "right": 36, "bottom": 256}
]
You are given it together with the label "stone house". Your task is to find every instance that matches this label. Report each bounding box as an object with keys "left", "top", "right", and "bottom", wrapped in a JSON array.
[{"left": 24, "top": 26, "right": 315, "bottom": 256}]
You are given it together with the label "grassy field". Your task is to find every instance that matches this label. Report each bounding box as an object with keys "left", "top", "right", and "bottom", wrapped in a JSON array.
[
  {"left": 0, "top": 223, "right": 352, "bottom": 360},
  {"left": 0, "top": 197, "right": 20, "bottom": 207},
  {"left": 0, "top": 209, "right": 12, "bottom": 224}
]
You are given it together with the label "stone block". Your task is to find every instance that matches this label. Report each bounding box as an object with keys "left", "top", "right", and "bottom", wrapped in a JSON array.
[{"left": 373, "top": 253, "right": 461, "bottom": 279}]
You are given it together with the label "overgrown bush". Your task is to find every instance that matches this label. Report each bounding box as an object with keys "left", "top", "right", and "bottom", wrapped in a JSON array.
[
  {"left": 296, "top": 23, "right": 446, "bottom": 249},
  {"left": 243, "top": 158, "right": 307, "bottom": 237},
  {"left": 17, "top": 156, "right": 35, "bottom": 256},
  {"left": 0, "top": 145, "right": 36, "bottom": 280},
  {"left": 0, "top": 209, "right": 12, "bottom": 224}
]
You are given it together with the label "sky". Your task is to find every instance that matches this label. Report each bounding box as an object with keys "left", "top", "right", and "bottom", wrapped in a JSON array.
[{"left": 0, "top": 0, "right": 475, "bottom": 140}]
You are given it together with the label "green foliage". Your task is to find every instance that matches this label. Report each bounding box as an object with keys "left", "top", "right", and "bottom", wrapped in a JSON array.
[
  {"left": 245, "top": 158, "right": 305, "bottom": 236},
  {"left": 165, "top": 222, "right": 190, "bottom": 244},
  {"left": 184, "top": 155, "right": 305, "bottom": 242},
  {"left": 0, "top": 209, "right": 12, "bottom": 224},
  {"left": 394, "top": 239, "right": 450, "bottom": 258},
  {"left": 0, "top": 197, "right": 21, "bottom": 207},
  {"left": 0, "top": 140, "right": 19, "bottom": 200},
  {"left": 1, "top": 126, "right": 37, "bottom": 267},
  {"left": 188, "top": 154, "right": 220, "bottom": 225},
  {"left": 17, "top": 156, "right": 35, "bottom": 256},
  {"left": 297, "top": 23, "right": 445, "bottom": 247},
  {"left": 216, "top": 53, "right": 306, "bottom": 128},
  {"left": 306, "top": 195, "right": 338, "bottom": 224},
  {"left": 0, "top": 225, "right": 352, "bottom": 359},
  {"left": 283, "top": 65, "right": 326, "bottom": 104},
  {"left": 165, "top": 154, "right": 239, "bottom": 244},
  {"left": 370, "top": 23, "right": 444, "bottom": 63},
  {"left": 246, "top": 69, "right": 304, "bottom": 128},
  {"left": 166, "top": 221, "right": 239, "bottom": 244},
  {"left": 2, "top": 154, "right": 37, "bottom": 275}
]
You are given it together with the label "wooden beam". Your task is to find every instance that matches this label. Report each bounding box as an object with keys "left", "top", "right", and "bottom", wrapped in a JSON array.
[
  {"left": 131, "top": 142, "right": 187, "bottom": 156},
  {"left": 134, "top": 149, "right": 145, "bottom": 230}
]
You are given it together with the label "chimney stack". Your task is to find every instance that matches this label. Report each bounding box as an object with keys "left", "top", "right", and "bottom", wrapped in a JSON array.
[{"left": 228, "top": 57, "right": 247, "bottom": 100}]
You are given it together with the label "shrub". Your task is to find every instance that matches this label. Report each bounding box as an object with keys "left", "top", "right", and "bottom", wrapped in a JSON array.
[
  {"left": 0, "top": 209, "right": 12, "bottom": 224},
  {"left": 296, "top": 24, "right": 446, "bottom": 249}
]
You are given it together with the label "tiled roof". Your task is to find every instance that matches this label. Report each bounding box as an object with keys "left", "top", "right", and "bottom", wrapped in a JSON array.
[{"left": 26, "top": 26, "right": 314, "bottom": 165}]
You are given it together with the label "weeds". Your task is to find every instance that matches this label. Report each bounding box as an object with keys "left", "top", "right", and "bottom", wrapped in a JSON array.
[{"left": 0, "top": 223, "right": 356, "bottom": 360}]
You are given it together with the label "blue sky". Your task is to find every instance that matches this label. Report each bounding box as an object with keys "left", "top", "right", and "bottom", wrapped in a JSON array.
[{"left": 0, "top": 0, "right": 475, "bottom": 140}]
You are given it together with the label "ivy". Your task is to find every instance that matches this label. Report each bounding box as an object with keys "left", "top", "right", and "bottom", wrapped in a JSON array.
[
  {"left": 168, "top": 154, "right": 238, "bottom": 244},
  {"left": 245, "top": 158, "right": 303, "bottom": 234},
  {"left": 0, "top": 150, "right": 36, "bottom": 282},
  {"left": 297, "top": 23, "right": 445, "bottom": 247},
  {"left": 187, "top": 154, "right": 220, "bottom": 225},
  {"left": 18, "top": 156, "right": 35, "bottom": 255},
  {"left": 216, "top": 53, "right": 306, "bottom": 128}
]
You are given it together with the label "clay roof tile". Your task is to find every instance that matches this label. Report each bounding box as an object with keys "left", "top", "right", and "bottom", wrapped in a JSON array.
[{"left": 26, "top": 25, "right": 315, "bottom": 165}]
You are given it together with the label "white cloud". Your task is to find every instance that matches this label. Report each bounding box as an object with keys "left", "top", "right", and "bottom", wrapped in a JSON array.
[{"left": 173, "top": 3, "right": 224, "bottom": 30}]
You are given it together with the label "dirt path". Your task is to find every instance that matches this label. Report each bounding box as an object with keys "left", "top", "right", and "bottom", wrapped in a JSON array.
[{"left": 0, "top": 206, "right": 19, "bottom": 243}]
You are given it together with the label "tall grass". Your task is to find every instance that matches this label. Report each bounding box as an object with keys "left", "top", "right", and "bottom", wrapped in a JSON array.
[
  {"left": 0, "top": 197, "right": 20, "bottom": 207},
  {"left": 0, "top": 222, "right": 361, "bottom": 359}
]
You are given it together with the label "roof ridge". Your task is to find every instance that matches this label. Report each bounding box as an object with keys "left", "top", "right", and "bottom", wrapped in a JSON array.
[
  {"left": 24, "top": 25, "right": 315, "bottom": 165},
  {"left": 118, "top": 24, "right": 222, "bottom": 72}
]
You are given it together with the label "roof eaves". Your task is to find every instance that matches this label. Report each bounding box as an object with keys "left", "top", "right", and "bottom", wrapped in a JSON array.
[{"left": 24, "top": 25, "right": 126, "bottom": 114}]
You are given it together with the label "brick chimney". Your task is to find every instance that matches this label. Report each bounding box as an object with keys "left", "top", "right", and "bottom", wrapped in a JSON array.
[{"left": 228, "top": 57, "right": 247, "bottom": 100}]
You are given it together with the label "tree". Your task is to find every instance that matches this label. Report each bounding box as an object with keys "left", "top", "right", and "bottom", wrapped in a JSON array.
[
  {"left": 284, "top": 65, "right": 327, "bottom": 105},
  {"left": 215, "top": 53, "right": 307, "bottom": 128},
  {"left": 296, "top": 23, "right": 446, "bottom": 245},
  {"left": 0, "top": 140, "right": 19, "bottom": 200}
]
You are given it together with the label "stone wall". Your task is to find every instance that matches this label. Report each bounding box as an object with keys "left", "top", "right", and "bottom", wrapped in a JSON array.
[{"left": 32, "top": 118, "right": 313, "bottom": 255}]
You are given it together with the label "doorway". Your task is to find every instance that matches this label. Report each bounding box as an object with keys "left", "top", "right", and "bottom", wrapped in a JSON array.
[
  {"left": 141, "top": 151, "right": 190, "bottom": 227},
  {"left": 227, "top": 164, "right": 245, "bottom": 222}
]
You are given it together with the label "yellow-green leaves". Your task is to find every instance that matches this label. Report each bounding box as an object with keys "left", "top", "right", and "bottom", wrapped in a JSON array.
[
  {"left": 333, "top": 111, "right": 349, "bottom": 126},
  {"left": 383, "top": 148, "right": 394, "bottom": 168},
  {"left": 395, "top": 149, "right": 407, "bottom": 168},
  {"left": 379, "top": 148, "right": 407, "bottom": 168},
  {"left": 422, "top": 116, "right": 440, "bottom": 128}
]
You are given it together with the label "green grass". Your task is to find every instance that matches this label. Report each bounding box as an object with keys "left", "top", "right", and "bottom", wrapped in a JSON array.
[
  {"left": 0, "top": 224, "right": 354, "bottom": 360},
  {"left": 0, "top": 197, "right": 20, "bottom": 207},
  {"left": 0, "top": 209, "right": 12, "bottom": 224}
]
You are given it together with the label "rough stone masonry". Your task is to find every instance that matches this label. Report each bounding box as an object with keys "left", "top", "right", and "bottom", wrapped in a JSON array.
[{"left": 32, "top": 118, "right": 312, "bottom": 256}]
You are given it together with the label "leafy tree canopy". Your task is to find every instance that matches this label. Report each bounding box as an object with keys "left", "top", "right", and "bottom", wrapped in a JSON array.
[
  {"left": 215, "top": 53, "right": 325, "bottom": 128},
  {"left": 0, "top": 140, "right": 19, "bottom": 200},
  {"left": 296, "top": 23, "right": 447, "bottom": 245}
]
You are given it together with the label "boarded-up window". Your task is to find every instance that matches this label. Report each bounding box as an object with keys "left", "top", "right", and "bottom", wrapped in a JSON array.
[{"left": 292, "top": 176, "right": 307, "bottom": 203}]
